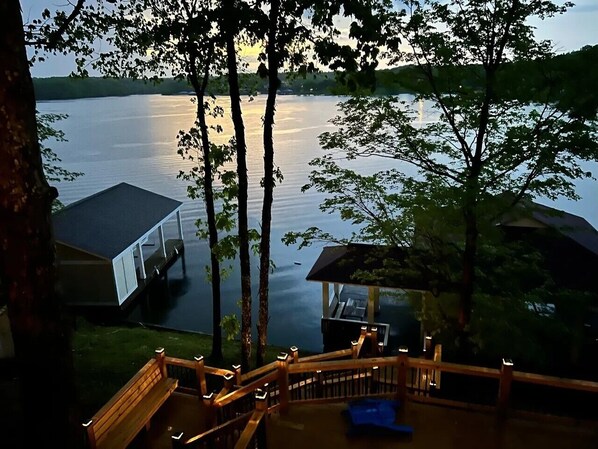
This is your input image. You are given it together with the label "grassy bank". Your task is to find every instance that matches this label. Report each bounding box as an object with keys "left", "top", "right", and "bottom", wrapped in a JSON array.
[{"left": 73, "top": 318, "right": 293, "bottom": 416}]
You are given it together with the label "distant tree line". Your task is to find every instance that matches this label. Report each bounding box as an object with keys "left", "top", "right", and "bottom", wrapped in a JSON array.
[{"left": 33, "top": 44, "right": 598, "bottom": 101}]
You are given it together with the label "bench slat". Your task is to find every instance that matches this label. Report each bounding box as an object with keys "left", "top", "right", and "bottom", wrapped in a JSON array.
[
  {"left": 93, "top": 367, "right": 163, "bottom": 438},
  {"left": 86, "top": 357, "right": 178, "bottom": 449},
  {"left": 95, "top": 378, "right": 178, "bottom": 449}
]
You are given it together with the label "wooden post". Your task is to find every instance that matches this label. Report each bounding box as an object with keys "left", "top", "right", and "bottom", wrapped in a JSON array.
[
  {"left": 155, "top": 347, "right": 167, "bottom": 378},
  {"left": 360, "top": 326, "right": 367, "bottom": 337},
  {"left": 224, "top": 373, "right": 235, "bottom": 391},
  {"left": 396, "top": 346, "right": 409, "bottom": 404},
  {"left": 82, "top": 419, "right": 96, "bottom": 449},
  {"left": 370, "top": 326, "right": 378, "bottom": 354},
  {"left": 424, "top": 335, "right": 432, "bottom": 359},
  {"left": 203, "top": 392, "right": 216, "bottom": 428},
  {"left": 255, "top": 388, "right": 269, "bottom": 412},
  {"left": 233, "top": 364, "right": 242, "bottom": 385},
  {"left": 351, "top": 340, "right": 359, "bottom": 359},
  {"left": 277, "top": 352, "right": 290, "bottom": 414},
  {"left": 255, "top": 389, "right": 269, "bottom": 448},
  {"left": 290, "top": 346, "right": 299, "bottom": 363},
  {"left": 497, "top": 358, "right": 514, "bottom": 417},
  {"left": 370, "top": 366, "right": 379, "bottom": 394},
  {"left": 194, "top": 355, "right": 207, "bottom": 396},
  {"left": 316, "top": 370, "right": 324, "bottom": 398},
  {"left": 171, "top": 431, "right": 184, "bottom": 449}
]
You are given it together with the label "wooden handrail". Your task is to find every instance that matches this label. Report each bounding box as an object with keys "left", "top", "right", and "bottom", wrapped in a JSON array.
[
  {"left": 233, "top": 410, "right": 265, "bottom": 449},
  {"left": 513, "top": 371, "right": 598, "bottom": 392},
  {"left": 165, "top": 356, "right": 194, "bottom": 370},
  {"left": 289, "top": 356, "right": 393, "bottom": 373},
  {"left": 215, "top": 371, "right": 278, "bottom": 408},
  {"left": 184, "top": 411, "right": 252, "bottom": 445},
  {"left": 297, "top": 348, "right": 352, "bottom": 363},
  {"left": 411, "top": 358, "right": 501, "bottom": 379},
  {"left": 240, "top": 361, "right": 277, "bottom": 383}
]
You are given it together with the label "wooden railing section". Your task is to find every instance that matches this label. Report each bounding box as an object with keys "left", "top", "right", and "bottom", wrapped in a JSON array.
[{"left": 107, "top": 326, "right": 598, "bottom": 449}]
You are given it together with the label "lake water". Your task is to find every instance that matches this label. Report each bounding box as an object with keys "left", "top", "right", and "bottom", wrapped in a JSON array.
[{"left": 37, "top": 94, "right": 598, "bottom": 353}]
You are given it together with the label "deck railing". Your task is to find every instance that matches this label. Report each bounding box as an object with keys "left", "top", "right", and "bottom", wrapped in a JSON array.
[{"left": 152, "top": 327, "right": 598, "bottom": 449}]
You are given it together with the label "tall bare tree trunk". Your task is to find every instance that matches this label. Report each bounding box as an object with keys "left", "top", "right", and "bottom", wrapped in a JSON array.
[
  {"left": 188, "top": 51, "right": 223, "bottom": 361},
  {"left": 257, "top": 0, "right": 281, "bottom": 367},
  {"left": 222, "top": 0, "right": 252, "bottom": 372},
  {"left": 0, "top": 1, "right": 78, "bottom": 446}
]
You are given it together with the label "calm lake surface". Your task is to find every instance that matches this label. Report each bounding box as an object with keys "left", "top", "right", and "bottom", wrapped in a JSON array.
[{"left": 37, "top": 94, "right": 598, "bottom": 352}]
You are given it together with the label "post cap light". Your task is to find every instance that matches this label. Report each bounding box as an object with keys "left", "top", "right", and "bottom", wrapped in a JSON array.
[
  {"left": 232, "top": 364, "right": 241, "bottom": 370},
  {"left": 351, "top": 340, "right": 358, "bottom": 346},
  {"left": 194, "top": 355, "right": 204, "bottom": 362},
  {"left": 172, "top": 432, "right": 184, "bottom": 441},
  {"left": 155, "top": 347, "right": 165, "bottom": 354},
  {"left": 502, "top": 358, "right": 514, "bottom": 366},
  {"left": 399, "top": 346, "right": 409, "bottom": 353},
  {"left": 255, "top": 388, "right": 268, "bottom": 401},
  {"left": 82, "top": 419, "right": 93, "bottom": 427},
  {"left": 290, "top": 346, "right": 298, "bottom": 352},
  {"left": 224, "top": 373, "right": 234, "bottom": 381},
  {"left": 203, "top": 392, "right": 214, "bottom": 400},
  {"left": 277, "top": 352, "right": 289, "bottom": 361}
]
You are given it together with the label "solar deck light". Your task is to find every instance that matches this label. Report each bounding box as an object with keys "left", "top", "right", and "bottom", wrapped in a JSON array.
[
  {"left": 232, "top": 364, "right": 241, "bottom": 370},
  {"left": 277, "top": 352, "right": 288, "bottom": 361},
  {"left": 399, "top": 346, "right": 408, "bottom": 353},
  {"left": 502, "top": 358, "right": 513, "bottom": 366},
  {"left": 172, "top": 432, "right": 184, "bottom": 441},
  {"left": 194, "top": 355, "right": 204, "bottom": 362},
  {"left": 155, "top": 347, "right": 165, "bottom": 354},
  {"left": 255, "top": 389, "right": 268, "bottom": 401},
  {"left": 203, "top": 392, "right": 214, "bottom": 400},
  {"left": 351, "top": 340, "right": 358, "bottom": 346},
  {"left": 290, "top": 346, "right": 298, "bottom": 352},
  {"left": 224, "top": 373, "right": 234, "bottom": 381},
  {"left": 82, "top": 419, "right": 93, "bottom": 427}
]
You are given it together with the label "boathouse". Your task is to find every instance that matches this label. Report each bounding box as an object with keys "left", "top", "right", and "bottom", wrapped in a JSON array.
[
  {"left": 306, "top": 243, "right": 458, "bottom": 352},
  {"left": 53, "top": 182, "right": 184, "bottom": 308}
]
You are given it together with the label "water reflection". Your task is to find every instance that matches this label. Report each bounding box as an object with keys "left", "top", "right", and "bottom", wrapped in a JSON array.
[{"left": 38, "top": 94, "right": 598, "bottom": 352}]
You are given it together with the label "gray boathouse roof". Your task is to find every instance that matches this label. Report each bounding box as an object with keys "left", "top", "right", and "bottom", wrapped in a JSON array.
[
  {"left": 53, "top": 183, "right": 183, "bottom": 259},
  {"left": 306, "top": 243, "right": 459, "bottom": 294}
]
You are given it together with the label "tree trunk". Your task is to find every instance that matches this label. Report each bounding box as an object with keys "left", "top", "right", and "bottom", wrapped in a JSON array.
[
  {"left": 257, "top": 0, "right": 281, "bottom": 368},
  {"left": 0, "top": 2, "right": 78, "bottom": 447},
  {"left": 459, "top": 206, "right": 477, "bottom": 331},
  {"left": 222, "top": 0, "right": 252, "bottom": 372},
  {"left": 188, "top": 52, "right": 223, "bottom": 361}
]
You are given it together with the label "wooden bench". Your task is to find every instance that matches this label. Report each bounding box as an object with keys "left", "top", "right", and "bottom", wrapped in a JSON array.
[{"left": 83, "top": 349, "right": 178, "bottom": 449}]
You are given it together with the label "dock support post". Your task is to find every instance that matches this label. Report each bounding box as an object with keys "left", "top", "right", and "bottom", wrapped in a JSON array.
[
  {"left": 137, "top": 243, "right": 146, "bottom": 279},
  {"left": 158, "top": 225, "right": 167, "bottom": 258},
  {"left": 322, "top": 283, "right": 330, "bottom": 318},
  {"left": 176, "top": 210, "right": 184, "bottom": 240}
]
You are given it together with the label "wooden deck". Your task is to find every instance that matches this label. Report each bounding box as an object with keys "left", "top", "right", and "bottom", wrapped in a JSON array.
[{"left": 147, "top": 393, "right": 598, "bottom": 449}]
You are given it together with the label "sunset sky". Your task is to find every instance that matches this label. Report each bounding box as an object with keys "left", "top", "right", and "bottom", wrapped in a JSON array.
[{"left": 20, "top": 0, "right": 598, "bottom": 78}]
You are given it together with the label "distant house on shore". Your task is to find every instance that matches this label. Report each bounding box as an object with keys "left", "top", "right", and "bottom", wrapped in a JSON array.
[{"left": 53, "top": 182, "right": 184, "bottom": 308}]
